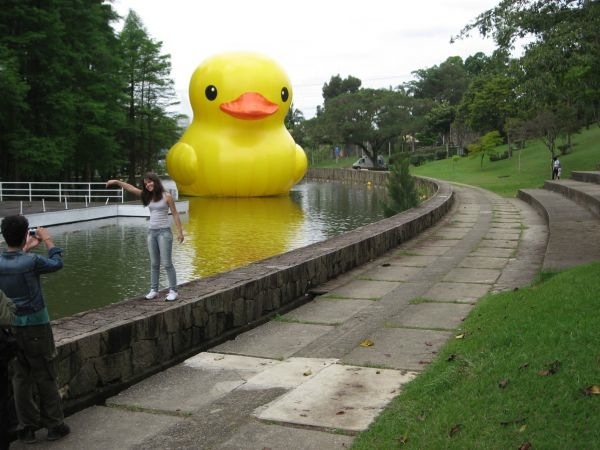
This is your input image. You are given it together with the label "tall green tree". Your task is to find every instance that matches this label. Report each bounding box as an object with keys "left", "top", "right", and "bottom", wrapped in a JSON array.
[
  {"left": 59, "top": 0, "right": 125, "bottom": 180},
  {"left": 118, "top": 10, "right": 180, "bottom": 183},
  {"left": 406, "top": 56, "right": 474, "bottom": 150},
  {"left": 0, "top": 0, "right": 72, "bottom": 180},
  {"left": 0, "top": 0, "right": 126, "bottom": 181},
  {"left": 0, "top": 41, "right": 29, "bottom": 179},
  {"left": 457, "top": 73, "right": 516, "bottom": 135},
  {"left": 424, "top": 102, "right": 456, "bottom": 152},
  {"left": 408, "top": 56, "right": 471, "bottom": 105}
]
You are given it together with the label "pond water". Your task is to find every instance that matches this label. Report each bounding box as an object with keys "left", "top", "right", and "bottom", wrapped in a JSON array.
[{"left": 38, "top": 180, "right": 388, "bottom": 319}]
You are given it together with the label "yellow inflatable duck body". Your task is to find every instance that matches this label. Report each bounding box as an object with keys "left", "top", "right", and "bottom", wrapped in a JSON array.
[{"left": 166, "top": 51, "right": 308, "bottom": 197}]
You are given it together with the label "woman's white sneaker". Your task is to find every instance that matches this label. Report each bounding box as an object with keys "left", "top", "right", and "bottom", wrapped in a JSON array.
[
  {"left": 145, "top": 289, "right": 158, "bottom": 300},
  {"left": 166, "top": 290, "right": 178, "bottom": 301}
]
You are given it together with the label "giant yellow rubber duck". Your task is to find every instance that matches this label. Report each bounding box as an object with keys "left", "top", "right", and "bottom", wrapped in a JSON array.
[{"left": 166, "top": 51, "right": 308, "bottom": 197}]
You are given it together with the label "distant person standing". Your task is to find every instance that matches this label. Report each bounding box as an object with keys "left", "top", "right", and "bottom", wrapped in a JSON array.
[
  {"left": 106, "top": 173, "right": 184, "bottom": 301},
  {"left": 552, "top": 156, "right": 561, "bottom": 180},
  {"left": 0, "top": 215, "right": 70, "bottom": 444}
]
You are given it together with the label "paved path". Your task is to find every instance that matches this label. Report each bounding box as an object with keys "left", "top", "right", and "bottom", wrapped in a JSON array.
[{"left": 11, "top": 184, "right": 549, "bottom": 449}]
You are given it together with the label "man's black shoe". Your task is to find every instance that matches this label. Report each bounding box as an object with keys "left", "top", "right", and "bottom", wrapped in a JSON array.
[
  {"left": 46, "top": 423, "right": 70, "bottom": 441},
  {"left": 18, "top": 427, "right": 36, "bottom": 444}
]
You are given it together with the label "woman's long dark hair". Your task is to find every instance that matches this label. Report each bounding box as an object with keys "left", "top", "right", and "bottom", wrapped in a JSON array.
[{"left": 140, "top": 172, "right": 166, "bottom": 206}]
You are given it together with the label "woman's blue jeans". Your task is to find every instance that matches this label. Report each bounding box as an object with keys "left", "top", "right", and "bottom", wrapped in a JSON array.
[{"left": 147, "top": 228, "right": 177, "bottom": 291}]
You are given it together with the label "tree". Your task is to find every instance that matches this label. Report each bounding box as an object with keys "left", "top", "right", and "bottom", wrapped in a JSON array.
[
  {"left": 318, "top": 88, "right": 413, "bottom": 166},
  {"left": 408, "top": 56, "right": 471, "bottom": 105},
  {"left": 0, "top": 0, "right": 126, "bottom": 181},
  {"left": 457, "top": 74, "right": 516, "bottom": 135},
  {"left": 456, "top": 0, "right": 597, "bottom": 51},
  {"left": 527, "top": 109, "right": 570, "bottom": 157},
  {"left": 322, "top": 74, "right": 362, "bottom": 104},
  {"left": 118, "top": 10, "right": 180, "bottom": 182},
  {"left": 59, "top": 0, "right": 126, "bottom": 180},
  {"left": 425, "top": 102, "right": 456, "bottom": 154},
  {"left": 457, "top": 0, "right": 600, "bottom": 130},
  {"left": 467, "top": 130, "right": 504, "bottom": 168},
  {"left": 0, "top": 0, "right": 75, "bottom": 180},
  {"left": 0, "top": 42, "right": 29, "bottom": 179}
]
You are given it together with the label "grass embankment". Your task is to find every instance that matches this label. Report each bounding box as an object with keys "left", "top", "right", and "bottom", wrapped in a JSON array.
[
  {"left": 307, "top": 127, "right": 600, "bottom": 448},
  {"left": 352, "top": 264, "right": 600, "bottom": 449},
  {"left": 410, "top": 126, "right": 600, "bottom": 197}
]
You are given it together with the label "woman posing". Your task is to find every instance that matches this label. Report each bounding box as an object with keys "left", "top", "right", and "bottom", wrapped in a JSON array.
[{"left": 107, "top": 173, "right": 184, "bottom": 301}]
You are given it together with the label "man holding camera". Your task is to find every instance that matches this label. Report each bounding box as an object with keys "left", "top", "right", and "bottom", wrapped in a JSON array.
[{"left": 0, "top": 215, "right": 70, "bottom": 444}]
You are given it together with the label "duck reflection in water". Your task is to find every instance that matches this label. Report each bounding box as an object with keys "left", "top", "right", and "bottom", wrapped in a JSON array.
[{"left": 176, "top": 195, "right": 304, "bottom": 278}]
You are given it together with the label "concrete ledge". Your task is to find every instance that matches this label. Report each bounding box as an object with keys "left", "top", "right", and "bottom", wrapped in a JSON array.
[
  {"left": 543, "top": 179, "right": 600, "bottom": 217},
  {"left": 23, "top": 201, "right": 189, "bottom": 227},
  {"left": 53, "top": 170, "right": 454, "bottom": 413},
  {"left": 517, "top": 189, "right": 549, "bottom": 224},
  {"left": 571, "top": 170, "right": 600, "bottom": 184},
  {"left": 517, "top": 187, "right": 600, "bottom": 269}
]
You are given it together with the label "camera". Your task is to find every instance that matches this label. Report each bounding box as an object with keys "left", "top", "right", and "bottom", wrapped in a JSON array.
[{"left": 28, "top": 229, "right": 37, "bottom": 237}]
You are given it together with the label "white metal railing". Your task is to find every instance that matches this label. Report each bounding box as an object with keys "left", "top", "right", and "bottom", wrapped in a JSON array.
[{"left": 0, "top": 182, "right": 124, "bottom": 206}]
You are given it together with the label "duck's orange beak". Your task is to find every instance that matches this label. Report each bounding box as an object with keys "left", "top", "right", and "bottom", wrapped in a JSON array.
[{"left": 220, "top": 92, "right": 278, "bottom": 120}]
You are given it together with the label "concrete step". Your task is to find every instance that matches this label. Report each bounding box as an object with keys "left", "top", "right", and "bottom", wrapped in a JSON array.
[
  {"left": 543, "top": 179, "right": 600, "bottom": 217},
  {"left": 517, "top": 188, "right": 600, "bottom": 269},
  {"left": 571, "top": 170, "right": 600, "bottom": 184}
]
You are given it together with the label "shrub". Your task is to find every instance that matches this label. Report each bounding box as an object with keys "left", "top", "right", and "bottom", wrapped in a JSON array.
[
  {"left": 384, "top": 154, "right": 419, "bottom": 217},
  {"left": 435, "top": 149, "right": 447, "bottom": 160},
  {"left": 489, "top": 151, "right": 510, "bottom": 162}
]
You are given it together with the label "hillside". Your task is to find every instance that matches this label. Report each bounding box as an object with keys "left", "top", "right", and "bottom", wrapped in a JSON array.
[{"left": 410, "top": 126, "right": 600, "bottom": 197}]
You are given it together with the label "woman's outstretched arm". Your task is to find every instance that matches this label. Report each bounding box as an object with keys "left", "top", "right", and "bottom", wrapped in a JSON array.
[{"left": 106, "top": 179, "right": 142, "bottom": 196}]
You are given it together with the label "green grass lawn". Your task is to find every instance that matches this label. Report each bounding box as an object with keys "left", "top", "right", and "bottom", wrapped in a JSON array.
[{"left": 351, "top": 264, "right": 600, "bottom": 449}]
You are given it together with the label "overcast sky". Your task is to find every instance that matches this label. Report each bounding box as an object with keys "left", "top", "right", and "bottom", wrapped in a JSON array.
[{"left": 112, "top": 0, "right": 501, "bottom": 119}]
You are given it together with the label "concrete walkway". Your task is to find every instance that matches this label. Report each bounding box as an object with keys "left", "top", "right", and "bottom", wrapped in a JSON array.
[{"left": 11, "top": 184, "right": 550, "bottom": 449}]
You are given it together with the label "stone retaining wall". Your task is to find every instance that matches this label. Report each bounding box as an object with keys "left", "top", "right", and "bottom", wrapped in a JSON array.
[
  {"left": 307, "top": 167, "right": 391, "bottom": 186},
  {"left": 53, "top": 169, "right": 453, "bottom": 413}
]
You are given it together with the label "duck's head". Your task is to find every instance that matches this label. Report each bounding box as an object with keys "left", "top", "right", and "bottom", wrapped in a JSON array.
[{"left": 189, "top": 51, "right": 293, "bottom": 126}]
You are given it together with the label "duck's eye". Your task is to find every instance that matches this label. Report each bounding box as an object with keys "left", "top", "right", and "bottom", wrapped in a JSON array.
[
  {"left": 205, "top": 85, "right": 218, "bottom": 101},
  {"left": 281, "top": 87, "right": 289, "bottom": 102}
]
